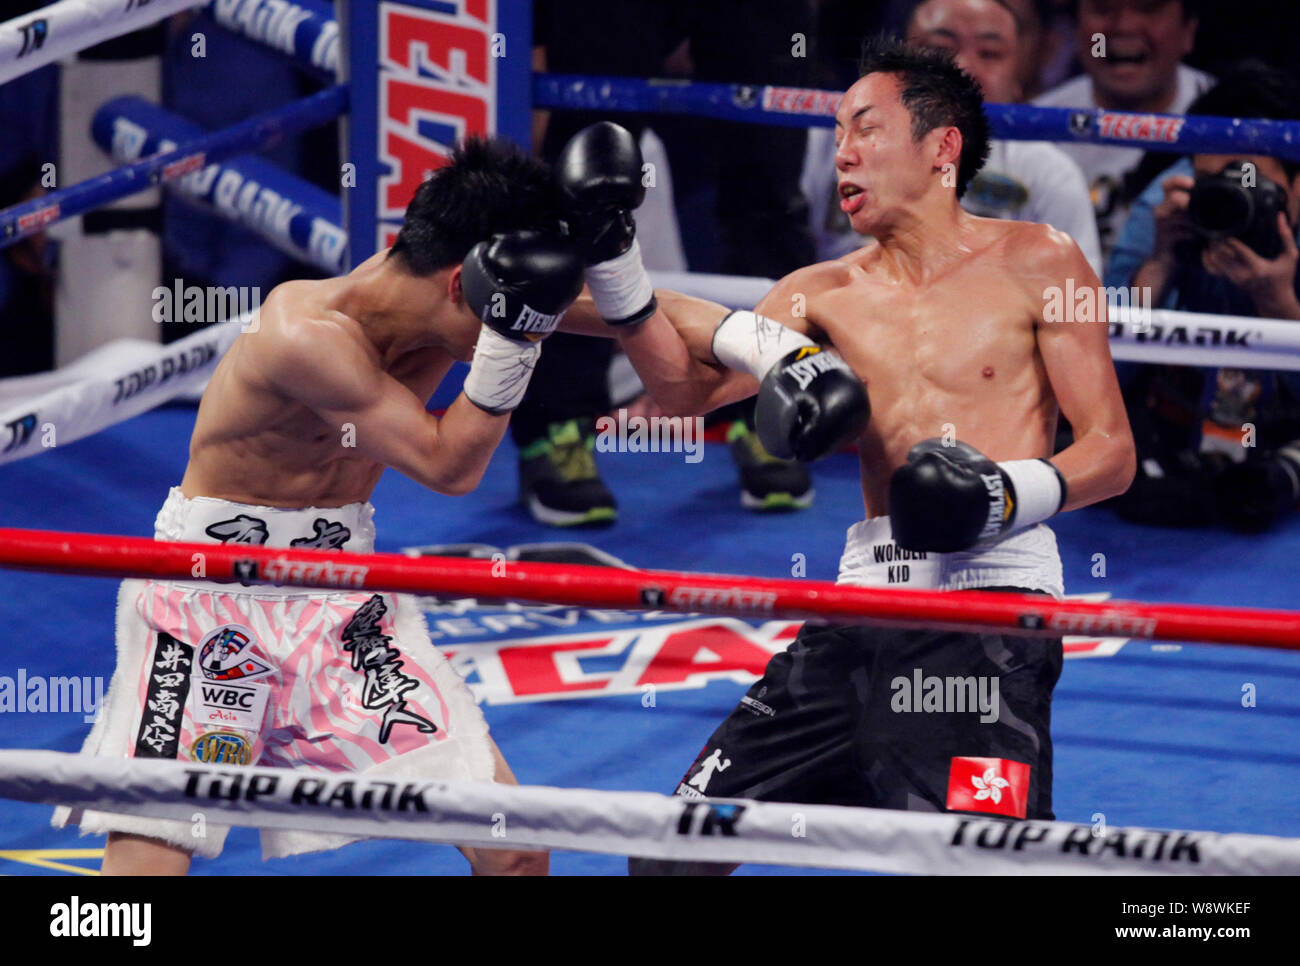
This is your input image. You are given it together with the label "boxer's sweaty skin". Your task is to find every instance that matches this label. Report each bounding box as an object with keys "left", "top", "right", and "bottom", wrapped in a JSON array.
[
  {"left": 180, "top": 250, "right": 506, "bottom": 508},
  {"left": 582, "top": 72, "right": 1135, "bottom": 515},
  {"left": 126, "top": 249, "right": 549, "bottom": 877}
]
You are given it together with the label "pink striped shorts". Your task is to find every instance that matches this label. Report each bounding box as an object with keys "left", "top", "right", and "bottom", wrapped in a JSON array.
[{"left": 53, "top": 489, "right": 495, "bottom": 860}]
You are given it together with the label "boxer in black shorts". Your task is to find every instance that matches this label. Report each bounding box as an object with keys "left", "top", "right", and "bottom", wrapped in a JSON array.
[
  {"left": 641, "top": 589, "right": 1060, "bottom": 875},
  {"left": 550, "top": 39, "right": 1134, "bottom": 875}
]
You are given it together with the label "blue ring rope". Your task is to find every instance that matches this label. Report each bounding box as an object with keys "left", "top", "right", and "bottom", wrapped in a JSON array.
[
  {"left": 0, "top": 84, "right": 348, "bottom": 249},
  {"left": 533, "top": 73, "right": 1300, "bottom": 162}
]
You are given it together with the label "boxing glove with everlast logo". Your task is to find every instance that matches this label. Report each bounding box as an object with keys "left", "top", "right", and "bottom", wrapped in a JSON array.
[
  {"left": 711, "top": 309, "right": 869, "bottom": 462},
  {"left": 754, "top": 346, "right": 870, "bottom": 462},
  {"left": 461, "top": 230, "right": 584, "bottom": 414},
  {"left": 889, "top": 439, "right": 1067, "bottom": 553},
  {"left": 555, "top": 121, "right": 657, "bottom": 326}
]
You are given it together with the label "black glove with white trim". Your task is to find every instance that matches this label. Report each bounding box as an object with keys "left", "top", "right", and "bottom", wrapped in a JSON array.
[
  {"left": 890, "top": 439, "right": 1067, "bottom": 552},
  {"left": 461, "top": 230, "right": 584, "bottom": 414}
]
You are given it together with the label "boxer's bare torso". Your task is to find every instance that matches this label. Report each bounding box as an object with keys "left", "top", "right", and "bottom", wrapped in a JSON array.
[
  {"left": 605, "top": 67, "right": 1133, "bottom": 518},
  {"left": 609, "top": 209, "right": 1130, "bottom": 518},
  {"left": 760, "top": 214, "right": 1117, "bottom": 516},
  {"left": 180, "top": 251, "right": 486, "bottom": 508}
]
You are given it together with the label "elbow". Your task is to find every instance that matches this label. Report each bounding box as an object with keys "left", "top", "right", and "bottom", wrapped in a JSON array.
[
  {"left": 1112, "top": 433, "right": 1138, "bottom": 499},
  {"left": 426, "top": 467, "right": 483, "bottom": 497},
  {"left": 658, "top": 393, "right": 706, "bottom": 419},
  {"left": 640, "top": 382, "right": 707, "bottom": 419}
]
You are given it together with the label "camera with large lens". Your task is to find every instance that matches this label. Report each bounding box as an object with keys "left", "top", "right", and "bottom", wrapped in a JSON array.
[{"left": 1186, "top": 160, "right": 1289, "bottom": 258}]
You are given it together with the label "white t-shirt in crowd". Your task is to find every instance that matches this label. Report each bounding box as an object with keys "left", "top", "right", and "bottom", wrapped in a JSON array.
[
  {"left": 1032, "top": 64, "right": 1214, "bottom": 252},
  {"left": 801, "top": 128, "right": 1103, "bottom": 276}
]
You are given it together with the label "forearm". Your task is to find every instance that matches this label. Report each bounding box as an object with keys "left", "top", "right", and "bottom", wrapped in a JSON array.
[
  {"left": 1131, "top": 254, "right": 1176, "bottom": 305},
  {"left": 617, "top": 306, "right": 757, "bottom": 416},
  {"left": 557, "top": 288, "right": 732, "bottom": 347},
  {"left": 1248, "top": 285, "right": 1300, "bottom": 321},
  {"left": 425, "top": 394, "right": 510, "bottom": 495},
  {"left": 1050, "top": 428, "right": 1137, "bottom": 511},
  {"left": 559, "top": 287, "right": 756, "bottom": 414}
]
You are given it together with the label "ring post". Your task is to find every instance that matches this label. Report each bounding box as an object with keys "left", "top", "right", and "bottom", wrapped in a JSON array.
[{"left": 343, "top": 0, "right": 532, "bottom": 268}]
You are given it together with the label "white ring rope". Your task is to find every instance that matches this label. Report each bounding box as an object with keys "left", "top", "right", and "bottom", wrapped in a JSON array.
[
  {"left": 1, "top": 273, "right": 1293, "bottom": 468},
  {"left": 0, "top": 0, "right": 204, "bottom": 87},
  {"left": 4, "top": 749, "right": 1296, "bottom": 874},
  {"left": 0, "top": 314, "right": 244, "bottom": 466}
]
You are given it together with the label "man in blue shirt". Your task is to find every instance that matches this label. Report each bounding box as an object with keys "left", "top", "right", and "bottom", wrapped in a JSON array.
[{"left": 1106, "top": 61, "right": 1300, "bottom": 531}]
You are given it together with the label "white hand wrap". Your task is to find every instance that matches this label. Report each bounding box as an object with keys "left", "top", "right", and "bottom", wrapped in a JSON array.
[
  {"left": 711, "top": 309, "right": 818, "bottom": 379},
  {"left": 586, "top": 239, "right": 655, "bottom": 323},
  {"left": 1001, "top": 459, "right": 1067, "bottom": 530},
  {"left": 462, "top": 326, "right": 542, "bottom": 415}
]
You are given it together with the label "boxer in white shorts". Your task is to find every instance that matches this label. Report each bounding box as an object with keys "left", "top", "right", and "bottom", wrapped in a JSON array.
[
  {"left": 54, "top": 137, "right": 586, "bottom": 875},
  {"left": 56, "top": 491, "right": 498, "bottom": 862}
]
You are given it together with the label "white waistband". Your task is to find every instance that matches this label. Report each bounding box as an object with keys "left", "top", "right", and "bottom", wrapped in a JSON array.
[
  {"left": 150, "top": 488, "right": 378, "bottom": 597},
  {"left": 837, "top": 516, "right": 1064, "bottom": 599}
]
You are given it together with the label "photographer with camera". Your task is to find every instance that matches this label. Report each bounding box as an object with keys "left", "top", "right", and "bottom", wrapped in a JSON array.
[{"left": 1107, "top": 61, "right": 1300, "bottom": 532}]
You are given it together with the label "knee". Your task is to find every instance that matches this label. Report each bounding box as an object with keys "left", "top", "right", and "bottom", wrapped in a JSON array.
[
  {"left": 508, "top": 849, "right": 549, "bottom": 876},
  {"left": 473, "top": 848, "right": 548, "bottom": 876}
]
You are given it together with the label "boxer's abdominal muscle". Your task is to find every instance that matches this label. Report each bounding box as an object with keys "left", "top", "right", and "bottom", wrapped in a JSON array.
[
  {"left": 180, "top": 318, "right": 451, "bottom": 509},
  {"left": 817, "top": 250, "right": 1057, "bottom": 519}
]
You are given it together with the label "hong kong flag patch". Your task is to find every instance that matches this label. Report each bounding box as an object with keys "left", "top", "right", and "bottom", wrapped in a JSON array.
[{"left": 946, "top": 757, "right": 1031, "bottom": 818}]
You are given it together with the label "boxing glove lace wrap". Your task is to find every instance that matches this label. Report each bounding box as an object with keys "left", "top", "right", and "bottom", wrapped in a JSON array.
[
  {"left": 711, "top": 309, "right": 818, "bottom": 378},
  {"left": 586, "top": 239, "right": 657, "bottom": 325},
  {"left": 1000, "top": 458, "right": 1069, "bottom": 534},
  {"left": 463, "top": 326, "right": 542, "bottom": 415}
]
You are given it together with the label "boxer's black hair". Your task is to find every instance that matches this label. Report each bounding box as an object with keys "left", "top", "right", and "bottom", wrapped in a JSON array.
[
  {"left": 858, "top": 35, "right": 991, "bottom": 198},
  {"left": 388, "top": 136, "right": 559, "bottom": 275}
]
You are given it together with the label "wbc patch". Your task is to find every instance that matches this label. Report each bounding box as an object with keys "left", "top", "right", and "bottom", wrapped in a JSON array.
[
  {"left": 946, "top": 756, "right": 1031, "bottom": 818},
  {"left": 189, "top": 679, "right": 271, "bottom": 733},
  {"left": 198, "top": 624, "right": 271, "bottom": 681}
]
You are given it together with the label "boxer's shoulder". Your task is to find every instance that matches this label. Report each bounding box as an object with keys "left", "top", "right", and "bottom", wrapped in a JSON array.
[
  {"left": 789, "top": 257, "right": 858, "bottom": 290},
  {"left": 997, "top": 219, "right": 1091, "bottom": 276},
  {"left": 754, "top": 259, "right": 857, "bottom": 330},
  {"left": 241, "top": 286, "right": 379, "bottom": 402}
]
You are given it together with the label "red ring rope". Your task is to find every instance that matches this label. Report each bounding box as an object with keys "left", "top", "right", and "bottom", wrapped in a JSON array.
[{"left": 0, "top": 526, "right": 1296, "bottom": 649}]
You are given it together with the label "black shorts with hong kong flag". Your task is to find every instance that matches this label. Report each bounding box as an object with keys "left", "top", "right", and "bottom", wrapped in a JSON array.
[{"left": 672, "top": 587, "right": 1063, "bottom": 821}]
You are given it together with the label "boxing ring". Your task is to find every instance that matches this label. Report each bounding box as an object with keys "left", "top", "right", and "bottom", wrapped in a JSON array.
[{"left": 0, "top": 0, "right": 1297, "bottom": 875}]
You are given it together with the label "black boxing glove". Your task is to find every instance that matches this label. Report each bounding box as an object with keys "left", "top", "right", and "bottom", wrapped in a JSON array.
[
  {"left": 754, "top": 348, "right": 869, "bottom": 462},
  {"left": 555, "top": 121, "right": 657, "bottom": 326},
  {"left": 461, "top": 230, "right": 584, "bottom": 414},
  {"left": 890, "top": 439, "right": 1068, "bottom": 553},
  {"left": 712, "top": 310, "right": 869, "bottom": 461}
]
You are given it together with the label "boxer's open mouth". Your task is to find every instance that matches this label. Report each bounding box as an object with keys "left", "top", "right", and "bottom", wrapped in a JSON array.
[{"left": 839, "top": 183, "right": 865, "bottom": 214}]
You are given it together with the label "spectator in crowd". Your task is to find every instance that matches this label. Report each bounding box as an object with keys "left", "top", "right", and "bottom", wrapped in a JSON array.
[
  {"left": 522, "top": 0, "right": 820, "bottom": 525},
  {"left": 1106, "top": 61, "right": 1300, "bottom": 530},
  {"left": 1034, "top": 0, "right": 1212, "bottom": 253},
  {"left": 1000, "top": 0, "right": 1068, "bottom": 99},
  {"left": 0, "top": 156, "right": 56, "bottom": 377},
  {"left": 803, "top": 0, "right": 1101, "bottom": 277}
]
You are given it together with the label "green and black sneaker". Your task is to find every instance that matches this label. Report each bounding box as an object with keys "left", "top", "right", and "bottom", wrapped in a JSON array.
[
  {"left": 519, "top": 419, "right": 618, "bottom": 527},
  {"left": 728, "top": 420, "right": 814, "bottom": 511}
]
